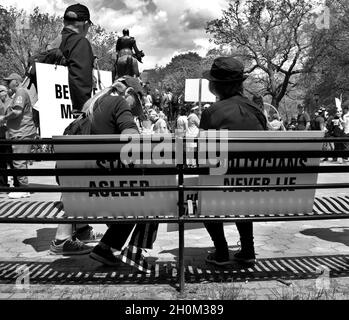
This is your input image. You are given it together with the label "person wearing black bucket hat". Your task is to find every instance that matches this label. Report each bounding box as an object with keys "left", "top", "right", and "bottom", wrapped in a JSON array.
[
  {"left": 202, "top": 56, "right": 248, "bottom": 82},
  {"left": 200, "top": 56, "right": 267, "bottom": 267}
]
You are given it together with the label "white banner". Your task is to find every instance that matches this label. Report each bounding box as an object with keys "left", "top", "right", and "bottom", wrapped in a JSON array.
[
  {"left": 54, "top": 131, "right": 324, "bottom": 218},
  {"left": 335, "top": 98, "right": 342, "bottom": 112},
  {"left": 198, "top": 131, "right": 324, "bottom": 216},
  {"left": 36, "top": 62, "right": 112, "bottom": 138},
  {"left": 200, "top": 79, "right": 216, "bottom": 102},
  {"left": 54, "top": 135, "right": 178, "bottom": 217},
  {"left": 184, "top": 78, "right": 216, "bottom": 103}
]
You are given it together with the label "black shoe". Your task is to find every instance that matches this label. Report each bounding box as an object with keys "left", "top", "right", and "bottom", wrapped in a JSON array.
[
  {"left": 89, "top": 244, "right": 120, "bottom": 267},
  {"left": 205, "top": 251, "right": 231, "bottom": 266},
  {"left": 233, "top": 249, "right": 256, "bottom": 265}
]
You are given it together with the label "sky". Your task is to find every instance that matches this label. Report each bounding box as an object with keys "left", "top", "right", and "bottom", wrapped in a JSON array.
[{"left": 1, "top": 0, "right": 229, "bottom": 71}]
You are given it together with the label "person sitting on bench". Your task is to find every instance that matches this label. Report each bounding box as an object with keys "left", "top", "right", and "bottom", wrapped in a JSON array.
[{"left": 200, "top": 56, "right": 268, "bottom": 266}]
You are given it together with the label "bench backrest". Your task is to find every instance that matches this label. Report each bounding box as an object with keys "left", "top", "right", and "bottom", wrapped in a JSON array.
[{"left": 54, "top": 131, "right": 324, "bottom": 217}]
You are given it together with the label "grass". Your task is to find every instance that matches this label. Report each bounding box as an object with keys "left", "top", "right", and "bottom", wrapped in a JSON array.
[
  {"left": 269, "top": 281, "right": 349, "bottom": 300},
  {"left": 180, "top": 282, "right": 254, "bottom": 300},
  {"left": 181, "top": 277, "right": 349, "bottom": 300},
  {"left": 2, "top": 278, "right": 349, "bottom": 300}
]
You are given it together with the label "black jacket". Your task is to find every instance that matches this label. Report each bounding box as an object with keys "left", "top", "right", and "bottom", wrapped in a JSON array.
[
  {"left": 60, "top": 27, "right": 94, "bottom": 111},
  {"left": 200, "top": 94, "right": 267, "bottom": 131}
]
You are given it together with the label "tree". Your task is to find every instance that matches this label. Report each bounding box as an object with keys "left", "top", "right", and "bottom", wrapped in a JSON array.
[
  {"left": 141, "top": 52, "right": 204, "bottom": 98},
  {"left": 87, "top": 25, "right": 117, "bottom": 72},
  {"left": 206, "top": 0, "right": 326, "bottom": 108},
  {"left": 160, "top": 52, "right": 203, "bottom": 96},
  {"left": 0, "top": 6, "right": 63, "bottom": 78},
  {"left": 302, "top": 0, "right": 349, "bottom": 111},
  {"left": 0, "top": 6, "right": 119, "bottom": 81},
  {"left": 0, "top": 6, "right": 11, "bottom": 55}
]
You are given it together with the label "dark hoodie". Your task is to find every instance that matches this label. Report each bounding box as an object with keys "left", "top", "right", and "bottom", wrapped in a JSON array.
[{"left": 60, "top": 27, "right": 94, "bottom": 111}]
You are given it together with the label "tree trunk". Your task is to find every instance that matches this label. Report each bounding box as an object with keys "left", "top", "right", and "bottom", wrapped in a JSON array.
[{"left": 271, "top": 96, "right": 279, "bottom": 109}]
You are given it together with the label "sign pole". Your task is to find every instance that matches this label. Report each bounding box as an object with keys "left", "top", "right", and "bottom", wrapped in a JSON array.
[{"left": 198, "top": 78, "right": 202, "bottom": 113}]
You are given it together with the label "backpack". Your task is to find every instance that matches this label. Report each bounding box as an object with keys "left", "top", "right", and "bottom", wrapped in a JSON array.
[
  {"left": 26, "top": 48, "right": 67, "bottom": 90},
  {"left": 25, "top": 33, "right": 74, "bottom": 90},
  {"left": 63, "top": 113, "right": 92, "bottom": 135},
  {"left": 56, "top": 112, "right": 92, "bottom": 186}
]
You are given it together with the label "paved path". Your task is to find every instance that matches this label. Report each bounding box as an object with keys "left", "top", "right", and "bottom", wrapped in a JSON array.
[{"left": 0, "top": 161, "right": 349, "bottom": 300}]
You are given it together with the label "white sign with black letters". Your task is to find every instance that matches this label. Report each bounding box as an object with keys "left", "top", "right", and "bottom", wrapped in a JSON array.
[
  {"left": 199, "top": 131, "right": 324, "bottom": 215},
  {"left": 36, "top": 62, "right": 112, "bottom": 138},
  {"left": 54, "top": 135, "right": 178, "bottom": 217}
]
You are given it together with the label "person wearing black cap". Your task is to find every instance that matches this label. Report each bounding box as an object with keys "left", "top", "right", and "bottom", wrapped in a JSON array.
[
  {"left": 49, "top": 4, "right": 102, "bottom": 255},
  {"left": 200, "top": 56, "right": 267, "bottom": 266},
  {"left": 60, "top": 3, "right": 94, "bottom": 112}
]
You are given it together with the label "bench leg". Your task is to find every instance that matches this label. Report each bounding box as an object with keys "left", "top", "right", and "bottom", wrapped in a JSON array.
[{"left": 178, "top": 221, "right": 185, "bottom": 293}]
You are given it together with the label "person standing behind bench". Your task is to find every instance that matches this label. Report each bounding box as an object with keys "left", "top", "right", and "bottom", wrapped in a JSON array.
[
  {"left": 200, "top": 57, "right": 268, "bottom": 266},
  {"left": 50, "top": 3, "right": 101, "bottom": 255},
  {"left": 0, "top": 73, "right": 37, "bottom": 199},
  {"left": 296, "top": 104, "right": 311, "bottom": 131},
  {"left": 0, "top": 85, "right": 13, "bottom": 189},
  {"left": 61, "top": 3, "right": 94, "bottom": 113}
]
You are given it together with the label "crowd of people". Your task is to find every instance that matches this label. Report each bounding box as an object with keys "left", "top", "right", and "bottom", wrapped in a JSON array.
[
  {"left": 1, "top": 3, "right": 348, "bottom": 274},
  {"left": 273, "top": 103, "right": 349, "bottom": 163}
]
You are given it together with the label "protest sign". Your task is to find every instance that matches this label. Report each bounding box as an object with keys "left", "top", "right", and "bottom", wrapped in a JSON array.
[
  {"left": 54, "top": 135, "right": 178, "bottom": 217},
  {"left": 36, "top": 62, "right": 112, "bottom": 138},
  {"left": 198, "top": 131, "right": 324, "bottom": 216},
  {"left": 184, "top": 78, "right": 216, "bottom": 103},
  {"left": 335, "top": 97, "right": 342, "bottom": 112}
]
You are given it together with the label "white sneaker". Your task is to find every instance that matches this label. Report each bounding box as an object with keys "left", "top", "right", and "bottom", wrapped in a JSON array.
[{"left": 8, "top": 192, "right": 30, "bottom": 199}]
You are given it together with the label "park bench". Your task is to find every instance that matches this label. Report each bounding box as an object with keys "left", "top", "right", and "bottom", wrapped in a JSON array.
[{"left": 0, "top": 131, "right": 349, "bottom": 292}]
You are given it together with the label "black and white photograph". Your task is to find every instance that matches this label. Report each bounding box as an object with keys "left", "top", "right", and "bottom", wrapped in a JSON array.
[{"left": 0, "top": 0, "right": 348, "bottom": 311}]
